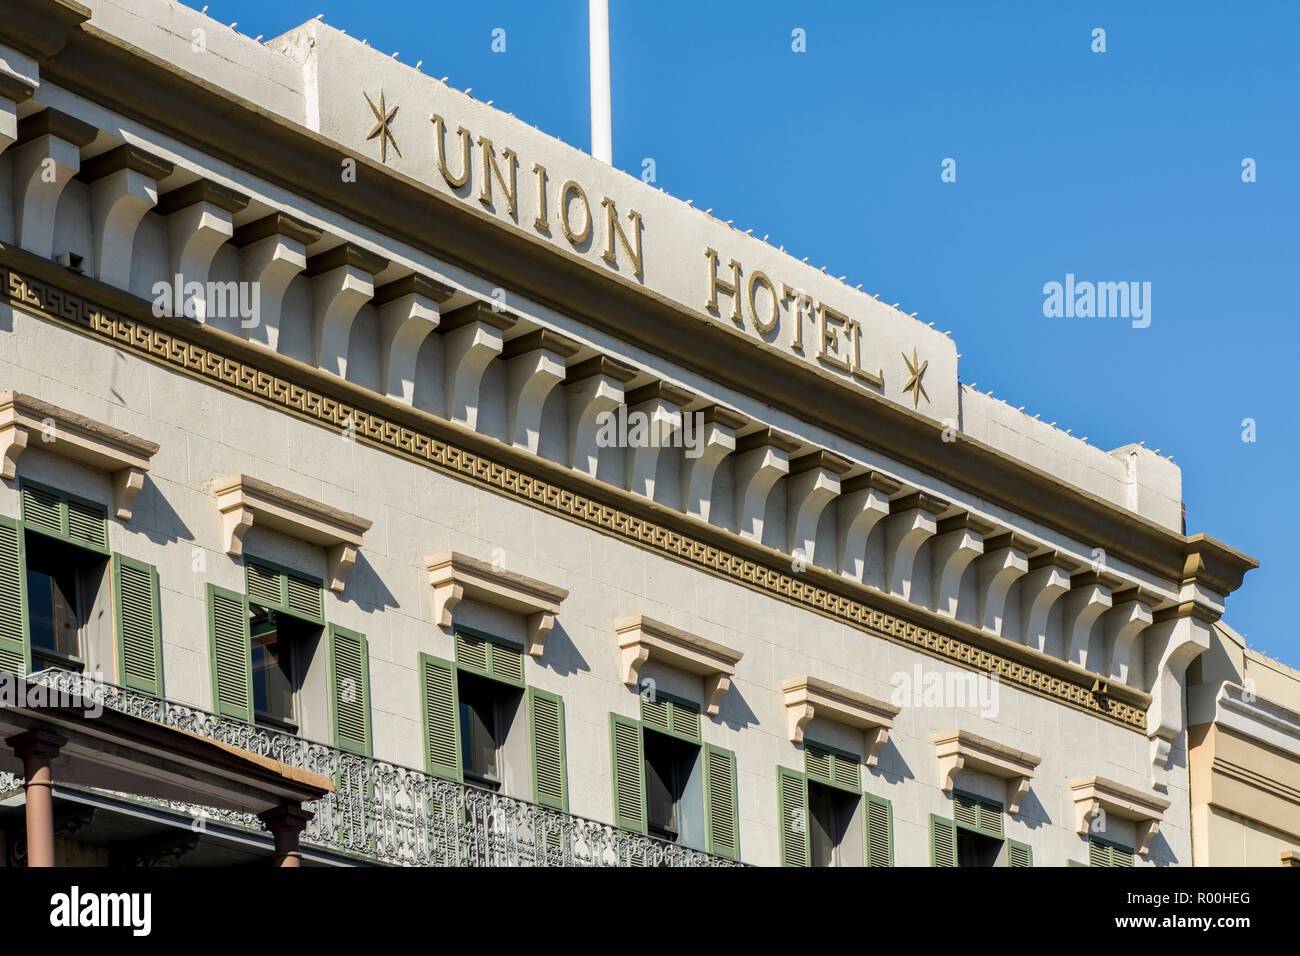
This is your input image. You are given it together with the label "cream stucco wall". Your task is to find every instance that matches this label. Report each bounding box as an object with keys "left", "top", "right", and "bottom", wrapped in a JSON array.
[{"left": 0, "top": 300, "right": 1188, "bottom": 865}]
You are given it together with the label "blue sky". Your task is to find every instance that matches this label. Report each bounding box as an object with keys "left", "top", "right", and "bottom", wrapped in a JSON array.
[{"left": 182, "top": 0, "right": 1297, "bottom": 661}]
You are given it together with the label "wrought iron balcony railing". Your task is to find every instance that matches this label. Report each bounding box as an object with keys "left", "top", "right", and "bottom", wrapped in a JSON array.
[{"left": 3, "top": 671, "right": 740, "bottom": 867}]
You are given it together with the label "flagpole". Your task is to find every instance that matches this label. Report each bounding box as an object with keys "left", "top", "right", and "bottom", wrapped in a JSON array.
[{"left": 589, "top": 0, "right": 612, "bottom": 163}]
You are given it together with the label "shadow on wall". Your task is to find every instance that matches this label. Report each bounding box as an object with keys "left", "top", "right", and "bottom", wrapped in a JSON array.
[
  {"left": 534, "top": 622, "right": 589, "bottom": 677},
  {"left": 1147, "top": 830, "right": 1177, "bottom": 868},
  {"left": 336, "top": 550, "right": 399, "bottom": 612},
  {"left": 867, "top": 738, "right": 913, "bottom": 786},
  {"left": 134, "top": 476, "right": 193, "bottom": 545},
  {"left": 1015, "top": 787, "right": 1051, "bottom": 832},
  {"left": 715, "top": 683, "right": 758, "bottom": 732}
]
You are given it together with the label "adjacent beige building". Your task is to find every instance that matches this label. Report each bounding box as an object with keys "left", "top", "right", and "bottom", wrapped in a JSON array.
[{"left": 1187, "top": 623, "right": 1300, "bottom": 866}]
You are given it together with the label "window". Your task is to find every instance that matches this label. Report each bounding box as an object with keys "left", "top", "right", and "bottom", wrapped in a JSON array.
[
  {"left": 958, "top": 827, "right": 1004, "bottom": 867},
  {"left": 418, "top": 630, "right": 569, "bottom": 810},
  {"left": 249, "top": 607, "right": 311, "bottom": 730},
  {"left": 206, "top": 566, "right": 367, "bottom": 753},
  {"left": 26, "top": 534, "right": 89, "bottom": 672},
  {"left": 456, "top": 670, "right": 522, "bottom": 791},
  {"left": 643, "top": 727, "right": 697, "bottom": 841},
  {"left": 0, "top": 484, "right": 163, "bottom": 692},
  {"left": 931, "top": 791, "right": 1032, "bottom": 867},
  {"left": 808, "top": 781, "right": 858, "bottom": 867},
  {"left": 776, "top": 742, "right": 891, "bottom": 868},
  {"left": 22, "top": 506, "right": 109, "bottom": 675},
  {"left": 608, "top": 695, "right": 740, "bottom": 860}
]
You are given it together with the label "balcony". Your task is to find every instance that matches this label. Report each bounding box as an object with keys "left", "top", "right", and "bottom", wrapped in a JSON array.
[{"left": 1, "top": 671, "right": 740, "bottom": 867}]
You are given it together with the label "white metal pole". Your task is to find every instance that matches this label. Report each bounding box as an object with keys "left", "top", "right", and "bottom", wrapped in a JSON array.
[{"left": 589, "top": 0, "right": 612, "bottom": 163}]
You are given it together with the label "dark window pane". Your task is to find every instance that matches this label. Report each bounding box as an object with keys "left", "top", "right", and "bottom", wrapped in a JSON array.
[
  {"left": 458, "top": 674, "right": 500, "bottom": 786},
  {"left": 957, "top": 829, "right": 1003, "bottom": 867},
  {"left": 808, "top": 782, "right": 858, "bottom": 867},
  {"left": 645, "top": 748, "right": 676, "bottom": 834},
  {"left": 251, "top": 611, "right": 294, "bottom": 723},
  {"left": 644, "top": 730, "right": 696, "bottom": 840},
  {"left": 25, "top": 534, "right": 84, "bottom": 671},
  {"left": 808, "top": 784, "right": 835, "bottom": 867}
]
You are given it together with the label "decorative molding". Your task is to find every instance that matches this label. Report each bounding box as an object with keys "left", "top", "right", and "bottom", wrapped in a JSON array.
[
  {"left": 1069, "top": 775, "right": 1170, "bottom": 857},
  {"left": 884, "top": 492, "right": 945, "bottom": 601},
  {"left": 786, "top": 452, "right": 848, "bottom": 567},
  {"left": 210, "top": 473, "right": 372, "bottom": 592},
  {"left": 233, "top": 213, "right": 322, "bottom": 351},
  {"left": 681, "top": 407, "right": 739, "bottom": 523},
  {"left": 304, "top": 244, "right": 385, "bottom": 379},
  {"left": 425, "top": 551, "right": 568, "bottom": 656},
  {"left": 780, "top": 676, "right": 900, "bottom": 766},
  {"left": 837, "top": 471, "right": 899, "bottom": 580},
  {"left": 11, "top": 109, "right": 95, "bottom": 259},
  {"left": 932, "top": 729, "right": 1042, "bottom": 816},
  {"left": 80, "top": 145, "right": 174, "bottom": 291},
  {"left": 614, "top": 615, "right": 743, "bottom": 716},
  {"left": 0, "top": 262, "right": 1153, "bottom": 729},
  {"left": 0, "top": 390, "right": 159, "bottom": 520}
]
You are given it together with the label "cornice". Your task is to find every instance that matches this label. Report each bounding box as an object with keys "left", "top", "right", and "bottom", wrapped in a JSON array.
[
  {"left": 0, "top": 0, "right": 89, "bottom": 60},
  {"left": 932, "top": 729, "right": 1042, "bottom": 815},
  {"left": 780, "top": 676, "right": 900, "bottom": 766},
  {"left": 210, "top": 472, "right": 372, "bottom": 592},
  {"left": 1068, "top": 774, "right": 1170, "bottom": 856},
  {"left": 0, "top": 248, "right": 1154, "bottom": 731},
  {"left": 614, "top": 615, "right": 742, "bottom": 716},
  {"left": 0, "top": 388, "right": 159, "bottom": 520},
  {"left": 425, "top": 550, "right": 568, "bottom": 656},
  {"left": 15, "top": 19, "right": 1256, "bottom": 599}
]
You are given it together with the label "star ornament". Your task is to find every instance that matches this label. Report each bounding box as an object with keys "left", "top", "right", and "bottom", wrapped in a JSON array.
[
  {"left": 363, "top": 89, "right": 401, "bottom": 163},
  {"left": 901, "top": 347, "right": 930, "bottom": 409}
]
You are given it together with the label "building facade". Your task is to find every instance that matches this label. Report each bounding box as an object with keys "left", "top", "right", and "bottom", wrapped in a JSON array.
[
  {"left": 1186, "top": 623, "right": 1300, "bottom": 866},
  {"left": 0, "top": 0, "right": 1262, "bottom": 866}
]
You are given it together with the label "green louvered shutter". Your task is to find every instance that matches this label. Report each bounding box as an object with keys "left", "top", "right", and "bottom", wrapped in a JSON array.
[
  {"left": 528, "top": 687, "right": 567, "bottom": 810},
  {"left": 66, "top": 497, "right": 108, "bottom": 551},
  {"left": 954, "top": 791, "right": 1003, "bottom": 837},
  {"left": 1007, "top": 839, "right": 1033, "bottom": 867},
  {"left": 1068, "top": 859, "right": 1088, "bottom": 867},
  {"left": 20, "top": 483, "right": 107, "bottom": 552},
  {"left": 455, "top": 630, "right": 490, "bottom": 675},
  {"left": 284, "top": 572, "right": 323, "bottom": 622},
  {"left": 930, "top": 814, "right": 957, "bottom": 867},
  {"left": 20, "top": 484, "right": 62, "bottom": 537},
  {"left": 609, "top": 713, "right": 646, "bottom": 834},
  {"left": 0, "top": 517, "right": 30, "bottom": 675},
  {"left": 704, "top": 744, "right": 739, "bottom": 860},
  {"left": 206, "top": 584, "right": 252, "bottom": 722},
  {"left": 420, "top": 654, "right": 461, "bottom": 781},
  {"left": 1088, "top": 840, "right": 1134, "bottom": 867},
  {"left": 640, "top": 693, "right": 701, "bottom": 742},
  {"left": 490, "top": 642, "right": 526, "bottom": 685},
  {"left": 113, "top": 554, "right": 162, "bottom": 696},
  {"left": 865, "top": 793, "right": 893, "bottom": 867},
  {"left": 329, "top": 625, "right": 371, "bottom": 755},
  {"left": 246, "top": 559, "right": 324, "bottom": 623},
  {"left": 245, "top": 561, "right": 282, "bottom": 608},
  {"left": 804, "top": 742, "right": 861, "bottom": 792},
  {"left": 777, "top": 766, "right": 810, "bottom": 867}
]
